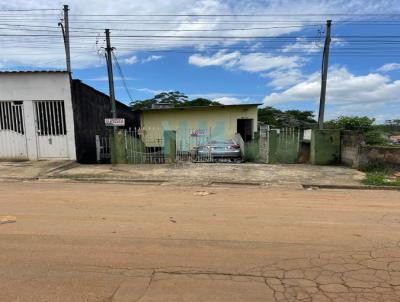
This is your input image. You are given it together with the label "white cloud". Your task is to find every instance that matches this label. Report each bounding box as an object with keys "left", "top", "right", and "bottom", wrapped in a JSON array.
[
  {"left": 377, "top": 63, "right": 400, "bottom": 73},
  {"left": 263, "top": 68, "right": 306, "bottom": 90},
  {"left": 282, "top": 38, "right": 323, "bottom": 54},
  {"left": 238, "top": 53, "right": 302, "bottom": 72},
  {"left": 212, "top": 97, "right": 242, "bottom": 105},
  {"left": 189, "top": 51, "right": 302, "bottom": 73},
  {"left": 122, "top": 55, "right": 163, "bottom": 65},
  {"left": 124, "top": 56, "right": 138, "bottom": 65},
  {"left": 281, "top": 37, "right": 346, "bottom": 54},
  {"left": 142, "top": 55, "right": 164, "bottom": 63},
  {"left": 135, "top": 87, "right": 164, "bottom": 95},
  {"left": 189, "top": 51, "right": 240, "bottom": 68},
  {"left": 263, "top": 66, "right": 400, "bottom": 119}
]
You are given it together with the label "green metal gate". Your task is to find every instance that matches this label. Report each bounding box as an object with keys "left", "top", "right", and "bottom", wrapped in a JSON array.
[{"left": 258, "top": 127, "right": 302, "bottom": 164}]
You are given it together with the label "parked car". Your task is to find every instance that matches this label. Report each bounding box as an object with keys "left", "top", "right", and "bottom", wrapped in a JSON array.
[{"left": 191, "top": 139, "right": 242, "bottom": 162}]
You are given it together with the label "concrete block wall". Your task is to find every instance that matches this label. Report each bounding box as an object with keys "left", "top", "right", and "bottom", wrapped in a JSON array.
[{"left": 341, "top": 131, "right": 365, "bottom": 168}]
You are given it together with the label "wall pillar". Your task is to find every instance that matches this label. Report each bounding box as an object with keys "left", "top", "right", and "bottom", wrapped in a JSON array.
[
  {"left": 111, "top": 130, "right": 128, "bottom": 164},
  {"left": 22, "top": 101, "right": 38, "bottom": 160}
]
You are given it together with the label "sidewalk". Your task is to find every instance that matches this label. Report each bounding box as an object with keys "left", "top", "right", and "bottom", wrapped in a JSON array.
[
  {"left": 0, "top": 160, "right": 75, "bottom": 181},
  {"left": 0, "top": 161, "right": 365, "bottom": 187}
]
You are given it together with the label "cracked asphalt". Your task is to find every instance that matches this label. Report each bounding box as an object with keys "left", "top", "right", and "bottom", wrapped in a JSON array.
[{"left": 0, "top": 182, "right": 400, "bottom": 301}]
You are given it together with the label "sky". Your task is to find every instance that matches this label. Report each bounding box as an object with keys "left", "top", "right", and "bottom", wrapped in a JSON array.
[{"left": 0, "top": 0, "right": 400, "bottom": 123}]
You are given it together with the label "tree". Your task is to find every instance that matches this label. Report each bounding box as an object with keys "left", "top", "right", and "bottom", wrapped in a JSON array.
[
  {"left": 324, "top": 116, "right": 388, "bottom": 145},
  {"left": 324, "top": 116, "right": 375, "bottom": 132},
  {"left": 130, "top": 92, "right": 220, "bottom": 110},
  {"left": 258, "top": 107, "right": 282, "bottom": 126},
  {"left": 258, "top": 107, "right": 317, "bottom": 128},
  {"left": 277, "top": 110, "right": 317, "bottom": 128},
  {"left": 182, "top": 98, "right": 221, "bottom": 107},
  {"left": 130, "top": 91, "right": 189, "bottom": 110}
]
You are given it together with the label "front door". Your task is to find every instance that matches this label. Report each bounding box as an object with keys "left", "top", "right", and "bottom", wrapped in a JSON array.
[
  {"left": 34, "top": 100, "right": 69, "bottom": 159},
  {"left": 237, "top": 119, "right": 253, "bottom": 142}
]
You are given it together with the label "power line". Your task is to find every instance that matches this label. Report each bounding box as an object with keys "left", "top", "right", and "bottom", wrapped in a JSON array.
[
  {"left": 112, "top": 52, "right": 134, "bottom": 103},
  {"left": 68, "top": 13, "right": 400, "bottom": 17},
  {"left": 0, "top": 23, "right": 321, "bottom": 32},
  {"left": 4, "top": 34, "right": 400, "bottom": 38},
  {"left": 0, "top": 8, "right": 59, "bottom": 12}
]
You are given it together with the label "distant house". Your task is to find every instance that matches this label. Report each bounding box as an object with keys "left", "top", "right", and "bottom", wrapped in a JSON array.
[
  {"left": 0, "top": 71, "right": 138, "bottom": 163},
  {"left": 137, "top": 103, "right": 261, "bottom": 142}
]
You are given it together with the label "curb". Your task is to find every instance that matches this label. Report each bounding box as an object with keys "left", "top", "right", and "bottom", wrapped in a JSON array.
[{"left": 302, "top": 184, "right": 400, "bottom": 191}]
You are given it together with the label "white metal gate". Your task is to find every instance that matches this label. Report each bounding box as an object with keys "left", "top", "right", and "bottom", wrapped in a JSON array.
[
  {"left": 34, "top": 100, "right": 69, "bottom": 159},
  {"left": 0, "top": 101, "right": 28, "bottom": 159}
]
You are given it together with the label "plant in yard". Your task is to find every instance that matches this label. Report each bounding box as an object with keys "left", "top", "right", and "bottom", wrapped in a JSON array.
[
  {"left": 360, "top": 164, "right": 400, "bottom": 187},
  {"left": 325, "top": 116, "right": 375, "bottom": 132},
  {"left": 365, "top": 130, "right": 390, "bottom": 146}
]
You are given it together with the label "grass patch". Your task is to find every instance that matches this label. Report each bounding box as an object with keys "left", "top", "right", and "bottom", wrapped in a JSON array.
[{"left": 360, "top": 164, "right": 400, "bottom": 187}]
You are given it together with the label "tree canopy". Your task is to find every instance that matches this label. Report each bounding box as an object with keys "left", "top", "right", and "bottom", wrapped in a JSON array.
[
  {"left": 323, "top": 116, "right": 391, "bottom": 146},
  {"left": 324, "top": 116, "right": 375, "bottom": 132},
  {"left": 258, "top": 107, "right": 317, "bottom": 129},
  {"left": 130, "top": 91, "right": 220, "bottom": 110}
]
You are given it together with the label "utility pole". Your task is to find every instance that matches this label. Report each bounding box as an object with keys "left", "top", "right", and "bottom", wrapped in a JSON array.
[
  {"left": 318, "top": 20, "right": 332, "bottom": 130},
  {"left": 105, "top": 29, "right": 117, "bottom": 130},
  {"left": 105, "top": 29, "right": 118, "bottom": 164},
  {"left": 59, "top": 5, "right": 71, "bottom": 74}
]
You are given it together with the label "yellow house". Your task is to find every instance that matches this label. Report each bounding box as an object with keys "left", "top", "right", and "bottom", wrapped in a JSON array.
[{"left": 139, "top": 103, "right": 260, "bottom": 144}]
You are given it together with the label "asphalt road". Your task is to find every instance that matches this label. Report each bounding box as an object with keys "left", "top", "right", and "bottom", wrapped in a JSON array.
[{"left": 0, "top": 181, "right": 400, "bottom": 301}]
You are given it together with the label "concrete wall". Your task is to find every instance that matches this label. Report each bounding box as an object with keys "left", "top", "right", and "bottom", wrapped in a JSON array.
[
  {"left": 341, "top": 131, "right": 365, "bottom": 168},
  {"left": 0, "top": 72, "right": 76, "bottom": 160},
  {"left": 341, "top": 131, "right": 400, "bottom": 168},
  {"left": 140, "top": 105, "right": 258, "bottom": 147},
  {"left": 311, "top": 129, "right": 341, "bottom": 165},
  {"left": 360, "top": 146, "right": 400, "bottom": 168}
]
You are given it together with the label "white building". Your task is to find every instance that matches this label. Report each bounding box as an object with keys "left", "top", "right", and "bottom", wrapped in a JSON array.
[
  {"left": 0, "top": 71, "right": 76, "bottom": 160},
  {"left": 0, "top": 71, "right": 137, "bottom": 162}
]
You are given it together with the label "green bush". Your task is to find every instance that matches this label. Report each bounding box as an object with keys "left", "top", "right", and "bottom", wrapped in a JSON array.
[
  {"left": 360, "top": 163, "right": 400, "bottom": 187},
  {"left": 365, "top": 130, "right": 389, "bottom": 146},
  {"left": 325, "top": 116, "right": 375, "bottom": 132},
  {"left": 360, "top": 162, "right": 390, "bottom": 173},
  {"left": 243, "top": 141, "right": 260, "bottom": 162}
]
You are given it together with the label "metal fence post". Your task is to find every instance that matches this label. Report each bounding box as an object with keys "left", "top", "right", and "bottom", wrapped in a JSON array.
[{"left": 95, "top": 135, "right": 100, "bottom": 163}]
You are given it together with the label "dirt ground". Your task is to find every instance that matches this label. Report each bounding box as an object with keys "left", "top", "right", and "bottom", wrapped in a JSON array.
[{"left": 1, "top": 181, "right": 400, "bottom": 301}]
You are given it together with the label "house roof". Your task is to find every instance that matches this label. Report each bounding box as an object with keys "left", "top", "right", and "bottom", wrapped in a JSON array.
[
  {"left": 140, "top": 103, "right": 262, "bottom": 112},
  {"left": 0, "top": 70, "right": 68, "bottom": 74}
]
